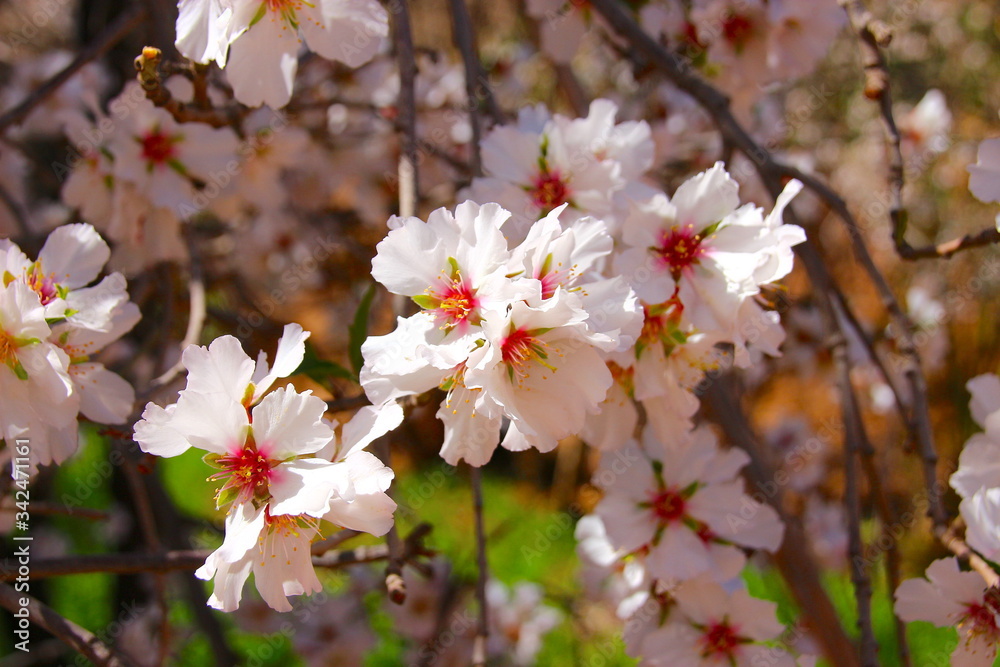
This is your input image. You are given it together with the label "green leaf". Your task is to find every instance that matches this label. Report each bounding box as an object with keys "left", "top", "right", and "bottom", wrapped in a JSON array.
[
  {"left": 296, "top": 340, "right": 359, "bottom": 388},
  {"left": 349, "top": 283, "right": 378, "bottom": 376}
]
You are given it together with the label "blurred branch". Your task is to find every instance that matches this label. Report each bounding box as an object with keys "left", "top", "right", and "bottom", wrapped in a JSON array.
[
  {"left": 134, "top": 47, "right": 247, "bottom": 130},
  {"left": 0, "top": 524, "right": 434, "bottom": 581},
  {"left": 0, "top": 582, "right": 140, "bottom": 667},
  {"left": 840, "top": 0, "right": 1000, "bottom": 259},
  {"left": 940, "top": 520, "right": 1000, "bottom": 588},
  {"left": 704, "top": 374, "right": 860, "bottom": 667},
  {"left": 326, "top": 393, "right": 372, "bottom": 413},
  {"left": 384, "top": 0, "right": 420, "bottom": 217},
  {"left": 147, "top": 231, "right": 206, "bottom": 392},
  {"left": 0, "top": 5, "right": 148, "bottom": 133},
  {"left": 470, "top": 465, "right": 490, "bottom": 667},
  {"left": 833, "top": 328, "right": 879, "bottom": 667}
]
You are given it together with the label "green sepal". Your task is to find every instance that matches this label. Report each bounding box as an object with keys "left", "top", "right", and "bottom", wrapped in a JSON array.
[
  {"left": 248, "top": 2, "right": 268, "bottom": 28},
  {"left": 203, "top": 452, "right": 225, "bottom": 469},
  {"left": 412, "top": 294, "right": 437, "bottom": 310}
]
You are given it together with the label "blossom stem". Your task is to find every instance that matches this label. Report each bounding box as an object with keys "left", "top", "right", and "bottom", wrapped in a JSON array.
[{"left": 383, "top": 0, "right": 419, "bottom": 217}]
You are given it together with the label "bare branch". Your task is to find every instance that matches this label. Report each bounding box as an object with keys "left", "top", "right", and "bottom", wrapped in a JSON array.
[
  {"left": 0, "top": 582, "right": 140, "bottom": 666},
  {"left": 0, "top": 6, "right": 148, "bottom": 133}
]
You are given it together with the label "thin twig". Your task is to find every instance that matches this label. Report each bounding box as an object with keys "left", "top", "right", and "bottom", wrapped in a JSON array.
[
  {"left": 326, "top": 393, "right": 372, "bottom": 413},
  {"left": 0, "top": 529, "right": 433, "bottom": 582},
  {"left": 449, "top": 0, "right": 486, "bottom": 176},
  {"left": 833, "top": 327, "right": 879, "bottom": 666},
  {"left": 0, "top": 178, "right": 30, "bottom": 238},
  {"left": 384, "top": 0, "right": 420, "bottom": 217},
  {"left": 118, "top": 443, "right": 171, "bottom": 667},
  {"left": 940, "top": 520, "right": 1000, "bottom": 588},
  {"left": 147, "top": 231, "right": 206, "bottom": 391},
  {"left": 0, "top": 6, "right": 148, "bottom": 133},
  {"left": 470, "top": 465, "right": 490, "bottom": 667},
  {"left": 0, "top": 582, "right": 140, "bottom": 667},
  {"left": 134, "top": 47, "right": 247, "bottom": 130}
]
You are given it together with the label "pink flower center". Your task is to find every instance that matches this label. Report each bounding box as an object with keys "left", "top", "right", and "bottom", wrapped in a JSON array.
[
  {"left": 210, "top": 442, "right": 279, "bottom": 508},
  {"left": 433, "top": 279, "right": 479, "bottom": 329},
  {"left": 140, "top": 130, "right": 176, "bottom": 165},
  {"left": 722, "top": 13, "right": 755, "bottom": 51},
  {"left": 650, "top": 488, "right": 686, "bottom": 523},
  {"left": 966, "top": 603, "right": 1000, "bottom": 635},
  {"left": 654, "top": 224, "right": 706, "bottom": 278},
  {"left": 700, "top": 621, "right": 742, "bottom": 658},
  {"left": 530, "top": 170, "right": 571, "bottom": 213},
  {"left": 501, "top": 327, "right": 557, "bottom": 384},
  {"left": 26, "top": 266, "right": 59, "bottom": 305}
]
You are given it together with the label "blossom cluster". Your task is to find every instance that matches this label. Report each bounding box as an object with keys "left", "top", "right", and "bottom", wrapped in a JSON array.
[
  {"left": 0, "top": 224, "right": 138, "bottom": 472},
  {"left": 134, "top": 324, "right": 400, "bottom": 611}
]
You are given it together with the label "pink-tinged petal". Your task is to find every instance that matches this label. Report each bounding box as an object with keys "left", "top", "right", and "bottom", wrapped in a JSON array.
[
  {"left": 332, "top": 400, "right": 403, "bottom": 461},
  {"left": 951, "top": 433, "right": 1000, "bottom": 498},
  {"left": 595, "top": 494, "right": 656, "bottom": 553},
  {"left": 437, "top": 385, "right": 503, "bottom": 466},
  {"left": 268, "top": 458, "right": 344, "bottom": 517},
  {"left": 216, "top": 501, "right": 267, "bottom": 563},
  {"left": 225, "top": 15, "right": 299, "bottom": 108},
  {"left": 181, "top": 335, "right": 255, "bottom": 403},
  {"left": 323, "top": 451, "right": 397, "bottom": 536},
  {"left": 727, "top": 588, "right": 784, "bottom": 641},
  {"left": 646, "top": 526, "right": 712, "bottom": 580},
  {"left": 251, "top": 386, "right": 334, "bottom": 459},
  {"left": 38, "top": 223, "right": 110, "bottom": 289},
  {"left": 894, "top": 559, "right": 968, "bottom": 626},
  {"left": 72, "top": 362, "right": 134, "bottom": 424},
  {"left": 252, "top": 322, "right": 310, "bottom": 397},
  {"left": 173, "top": 390, "right": 250, "bottom": 455},
  {"left": 961, "top": 489, "right": 1000, "bottom": 563},
  {"left": 967, "top": 374, "right": 1000, "bottom": 430},
  {"left": 199, "top": 553, "right": 254, "bottom": 612},
  {"left": 673, "top": 576, "right": 730, "bottom": 626},
  {"left": 952, "top": 630, "right": 997, "bottom": 667},
  {"left": 968, "top": 138, "right": 1000, "bottom": 204}
]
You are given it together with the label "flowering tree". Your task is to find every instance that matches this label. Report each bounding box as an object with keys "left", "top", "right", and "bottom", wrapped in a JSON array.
[{"left": 1, "top": 0, "right": 999, "bottom": 665}]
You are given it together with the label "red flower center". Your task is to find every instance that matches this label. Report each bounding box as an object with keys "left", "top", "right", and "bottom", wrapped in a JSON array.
[
  {"left": 211, "top": 443, "right": 279, "bottom": 508},
  {"left": 722, "top": 14, "right": 755, "bottom": 51},
  {"left": 654, "top": 225, "right": 705, "bottom": 277},
  {"left": 701, "top": 621, "right": 742, "bottom": 658},
  {"left": 650, "top": 488, "right": 686, "bottom": 523},
  {"left": 501, "top": 327, "right": 556, "bottom": 384},
  {"left": 141, "top": 130, "right": 176, "bottom": 165},
  {"left": 530, "top": 170, "right": 571, "bottom": 213},
  {"left": 26, "top": 267, "right": 59, "bottom": 305},
  {"left": 435, "top": 279, "right": 478, "bottom": 328}
]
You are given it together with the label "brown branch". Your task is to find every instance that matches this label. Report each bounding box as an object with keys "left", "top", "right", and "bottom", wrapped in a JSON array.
[
  {"left": 0, "top": 6, "right": 148, "bottom": 133},
  {"left": 449, "top": 0, "right": 487, "bottom": 176},
  {"left": 383, "top": 0, "right": 420, "bottom": 217},
  {"left": 833, "top": 328, "right": 879, "bottom": 666},
  {"left": 840, "top": 0, "right": 1000, "bottom": 260},
  {"left": 939, "top": 520, "right": 1000, "bottom": 588},
  {"left": 470, "top": 465, "right": 490, "bottom": 667},
  {"left": 134, "top": 47, "right": 247, "bottom": 130},
  {"left": 0, "top": 582, "right": 140, "bottom": 666},
  {"left": 0, "top": 525, "right": 433, "bottom": 582},
  {"left": 704, "top": 374, "right": 860, "bottom": 667}
]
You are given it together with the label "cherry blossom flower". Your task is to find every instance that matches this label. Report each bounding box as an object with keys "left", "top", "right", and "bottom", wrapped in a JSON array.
[
  {"left": 634, "top": 576, "right": 799, "bottom": 666},
  {"left": 594, "top": 425, "right": 783, "bottom": 582},
  {"left": 486, "top": 580, "right": 562, "bottom": 665},
  {"left": 135, "top": 325, "right": 402, "bottom": 611},
  {"left": 968, "top": 138, "right": 1000, "bottom": 213},
  {"left": 176, "top": 0, "right": 389, "bottom": 108},
  {"left": 895, "top": 558, "right": 1000, "bottom": 667},
  {"left": 463, "top": 100, "right": 653, "bottom": 241},
  {"left": 1, "top": 224, "right": 139, "bottom": 472},
  {"left": 110, "top": 85, "right": 240, "bottom": 216}
]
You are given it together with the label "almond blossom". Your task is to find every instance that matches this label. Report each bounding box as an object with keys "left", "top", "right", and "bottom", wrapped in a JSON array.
[
  {"left": 134, "top": 324, "right": 402, "bottom": 611},
  {"left": 594, "top": 425, "right": 783, "bottom": 583},
  {"left": 176, "top": 0, "right": 389, "bottom": 108},
  {"left": 895, "top": 558, "right": 1000, "bottom": 667},
  {"left": 1, "top": 224, "right": 139, "bottom": 472},
  {"left": 462, "top": 100, "right": 654, "bottom": 241},
  {"left": 633, "top": 575, "right": 802, "bottom": 667}
]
